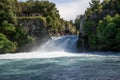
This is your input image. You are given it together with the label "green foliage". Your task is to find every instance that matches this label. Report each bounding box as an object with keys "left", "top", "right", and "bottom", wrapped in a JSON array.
[
  {"left": 0, "top": 21, "right": 16, "bottom": 42},
  {"left": 0, "top": 33, "right": 16, "bottom": 53},
  {"left": 75, "top": 16, "right": 80, "bottom": 30},
  {"left": 18, "top": 16, "right": 46, "bottom": 26},
  {"left": 0, "top": 21, "right": 16, "bottom": 33},
  {"left": 18, "top": 0, "right": 76, "bottom": 36},
  {"left": 97, "top": 15, "right": 120, "bottom": 51},
  {"left": 0, "top": 0, "right": 76, "bottom": 53},
  {"left": 15, "top": 25, "right": 35, "bottom": 47},
  {"left": 0, "top": 0, "right": 18, "bottom": 53},
  {"left": 105, "top": 15, "right": 112, "bottom": 21},
  {"left": 76, "top": 0, "right": 120, "bottom": 51},
  {"left": 83, "top": 20, "right": 96, "bottom": 35},
  {"left": 0, "top": 0, "right": 17, "bottom": 24}
]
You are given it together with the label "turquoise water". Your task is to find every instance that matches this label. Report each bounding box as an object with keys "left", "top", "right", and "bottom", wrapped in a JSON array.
[
  {"left": 0, "top": 52, "right": 120, "bottom": 80},
  {"left": 0, "top": 36, "right": 120, "bottom": 80}
]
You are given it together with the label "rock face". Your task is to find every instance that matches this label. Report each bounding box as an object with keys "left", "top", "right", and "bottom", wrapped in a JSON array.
[
  {"left": 17, "top": 17, "right": 50, "bottom": 52},
  {"left": 76, "top": 16, "right": 89, "bottom": 52}
]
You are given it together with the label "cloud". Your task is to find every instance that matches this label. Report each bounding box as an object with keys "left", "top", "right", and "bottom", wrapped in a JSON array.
[{"left": 54, "top": 0, "right": 91, "bottom": 21}]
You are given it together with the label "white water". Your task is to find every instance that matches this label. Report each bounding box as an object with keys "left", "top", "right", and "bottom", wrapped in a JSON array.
[
  {"left": 0, "top": 35, "right": 120, "bottom": 80},
  {"left": 0, "top": 35, "right": 79, "bottom": 59},
  {"left": 0, "top": 35, "right": 119, "bottom": 60}
]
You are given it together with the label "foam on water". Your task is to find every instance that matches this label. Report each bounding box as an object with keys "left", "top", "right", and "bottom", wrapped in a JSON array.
[
  {"left": 0, "top": 35, "right": 120, "bottom": 80},
  {"left": 0, "top": 51, "right": 107, "bottom": 59},
  {"left": 0, "top": 35, "right": 119, "bottom": 59}
]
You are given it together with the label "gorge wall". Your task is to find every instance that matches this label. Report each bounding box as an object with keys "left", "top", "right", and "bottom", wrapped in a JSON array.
[{"left": 17, "top": 17, "right": 50, "bottom": 52}]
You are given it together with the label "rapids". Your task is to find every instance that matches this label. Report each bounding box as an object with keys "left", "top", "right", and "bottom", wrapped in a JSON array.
[{"left": 0, "top": 35, "right": 120, "bottom": 80}]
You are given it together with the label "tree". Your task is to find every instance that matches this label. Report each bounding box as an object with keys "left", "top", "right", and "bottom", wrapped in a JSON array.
[
  {"left": 75, "top": 15, "right": 80, "bottom": 30},
  {"left": 0, "top": 0, "right": 17, "bottom": 24},
  {"left": 89, "top": 0, "right": 102, "bottom": 13},
  {"left": 0, "top": 0, "right": 17, "bottom": 53},
  {"left": 76, "top": 0, "right": 120, "bottom": 51},
  {"left": 97, "top": 15, "right": 120, "bottom": 51},
  {"left": 0, "top": 33, "right": 16, "bottom": 53}
]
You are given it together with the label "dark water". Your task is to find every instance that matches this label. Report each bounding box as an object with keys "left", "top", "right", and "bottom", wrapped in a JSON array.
[
  {"left": 0, "top": 53, "right": 120, "bottom": 80},
  {"left": 0, "top": 36, "right": 120, "bottom": 80}
]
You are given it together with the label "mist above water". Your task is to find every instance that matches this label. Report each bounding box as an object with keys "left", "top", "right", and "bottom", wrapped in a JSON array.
[
  {"left": 0, "top": 35, "right": 119, "bottom": 60},
  {"left": 0, "top": 35, "right": 79, "bottom": 59},
  {"left": 39, "top": 35, "right": 78, "bottom": 52},
  {"left": 0, "top": 35, "right": 120, "bottom": 80}
]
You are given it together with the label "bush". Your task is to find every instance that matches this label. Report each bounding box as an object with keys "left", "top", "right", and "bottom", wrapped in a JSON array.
[
  {"left": 0, "top": 33, "right": 16, "bottom": 53},
  {"left": 97, "top": 15, "right": 120, "bottom": 51}
]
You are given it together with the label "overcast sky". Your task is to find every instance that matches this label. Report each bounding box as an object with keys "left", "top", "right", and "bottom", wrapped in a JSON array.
[{"left": 20, "top": 0, "right": 91, "bottom": 21}]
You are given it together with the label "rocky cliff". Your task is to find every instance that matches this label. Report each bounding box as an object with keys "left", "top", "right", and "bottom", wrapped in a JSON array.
[{"left": 17, "top": 17, "right": 50, "bottom": 52}]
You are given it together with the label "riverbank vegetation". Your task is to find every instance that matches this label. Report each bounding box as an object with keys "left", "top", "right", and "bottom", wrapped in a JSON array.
[
  {"left": 75, "top": 0, "right": 120, "bottom": 52},
  {"left": 0, "top": 0, "right": 76, "bottom": 53}
]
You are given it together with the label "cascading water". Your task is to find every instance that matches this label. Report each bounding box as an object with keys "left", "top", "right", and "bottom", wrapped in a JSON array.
[
  {"left": 0, "top": 35, "right": 79, "bottom": 59},
  {"left": 39, "top": 35, "right": 78, "bottom": 52},
  {"left": 0, "top": 35, "right": 120, "bottom": 80}
]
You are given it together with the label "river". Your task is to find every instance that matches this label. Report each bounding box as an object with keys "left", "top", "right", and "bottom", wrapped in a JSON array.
[{"left": 0, "top": 35, "right": 120, "bottom": 80}]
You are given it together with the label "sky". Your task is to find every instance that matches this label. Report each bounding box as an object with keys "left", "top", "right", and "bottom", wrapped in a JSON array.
[
  {"left": 20, "top": 0, "right": 91, "bottom": 21},
  {"left": 49, "top": 0, "right": 91, "bottom": 21}
]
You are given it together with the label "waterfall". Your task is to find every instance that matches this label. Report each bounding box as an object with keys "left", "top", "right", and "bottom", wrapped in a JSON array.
[
  {"left": 0, "top": 35, "right": 120, "bottom": 80},
  {"left": 39, "top": 35, "right": 78, "bottom": 52},
  {"left": 0, "top": 35, "right": 79, "bottom": 59}
]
